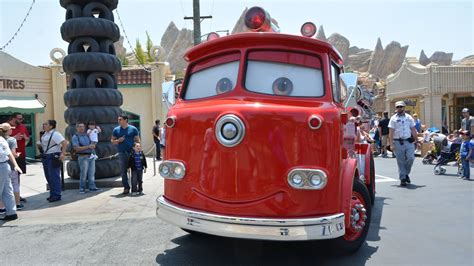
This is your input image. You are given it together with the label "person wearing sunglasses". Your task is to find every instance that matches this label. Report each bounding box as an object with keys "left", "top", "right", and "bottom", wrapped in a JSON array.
[{"left": 388, "top": 101, "right": 419, "bottom": 186}]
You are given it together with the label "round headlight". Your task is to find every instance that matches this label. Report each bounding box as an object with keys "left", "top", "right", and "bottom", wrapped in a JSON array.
[
  {"left": 160, "top": 164, "right": 170, "bottom": 177},
  {"left": 309, "top": 174, "right": 322, "bottom": 186},
  {"left": 173, "top": 164, "right": 185, "bottom": 178},
  {"left": 291, "top": 173, "right": 304, "bottom": 186}
]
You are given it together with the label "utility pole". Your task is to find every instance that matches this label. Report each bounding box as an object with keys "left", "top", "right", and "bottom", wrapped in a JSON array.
[{"left": 184, "top": 0, "right": 212, "bottom": 45}]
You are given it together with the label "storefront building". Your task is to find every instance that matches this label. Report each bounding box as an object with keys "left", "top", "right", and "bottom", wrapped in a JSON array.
[
  {"left": 0, "top": 50, "right": 170, "bottom": 159},
  {"left": 385, "top": 57, "right": 474, "bottom": 132}
]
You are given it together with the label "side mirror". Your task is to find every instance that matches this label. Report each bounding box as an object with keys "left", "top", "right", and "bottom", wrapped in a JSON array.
[
  {"left": 162, "top": 81, "right": 176, "bottom": 108},
  {"left": 340, "top": 73, "right": 359, "bottom": 111}
]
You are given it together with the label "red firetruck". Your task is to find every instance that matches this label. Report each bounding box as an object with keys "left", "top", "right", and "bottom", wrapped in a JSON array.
[{"left": 157, "top": 7, "right": 375, "bottom": 253}]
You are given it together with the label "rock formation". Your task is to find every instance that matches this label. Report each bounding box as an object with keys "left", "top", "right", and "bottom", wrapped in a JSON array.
[
  {"left": 454, "top": 55, "right": 474, "bottom": 65},
  {"left": 164, "top": 28, "right": 193, "bottom": 73},
  {"left": 315, "top": 25, "right": 327, "bottom": 41},
  {"left": 366, "top": 39, "right": 408, "bottom": 79},
  {"left": 346, "top": 49, "right": 372, "bottom": 72},
  {"left": 327, "top": 33, "right": 350, "bottom": 61},
  {"left": 114, "top": 36, "right": 126, "bottom": 59},
  {"left": 419, "top": 50, "right": 453, "bottom": 66},
  {"left": 160, "top": 22, "right": 180, "bottom": 56}
]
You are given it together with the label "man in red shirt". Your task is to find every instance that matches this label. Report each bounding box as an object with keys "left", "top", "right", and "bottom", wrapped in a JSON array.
[{"left": 8, "top": 113, "right": 29, "bottom": 202}]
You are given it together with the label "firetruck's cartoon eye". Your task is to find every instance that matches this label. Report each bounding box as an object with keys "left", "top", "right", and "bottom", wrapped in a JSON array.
[
  {"left": 216, "top": 78, "right": 233, "bottom": 94},
  {"left": 272, "top": 77, "right": 293, "bottom": 95}
]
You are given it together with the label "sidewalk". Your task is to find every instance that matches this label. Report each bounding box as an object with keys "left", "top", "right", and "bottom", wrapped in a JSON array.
[{"left": 2, "top": 158, "right": 164, "bottom": 226}]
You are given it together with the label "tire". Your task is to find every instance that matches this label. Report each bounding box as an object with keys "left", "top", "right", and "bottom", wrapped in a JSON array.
[
  {"left": 64, "top": 88, "right": 123, "bottom": 107},
  {"left": 95, "top": 142, "right": 118, "bottom": 158},
  {"left": 68, "top": 37, "right": 100, "bottom": 54},
  {"left": 69, "top": 73, "right": 86, "bottom": 88},
  {"left": 65, "top": 123, "right": 117, "bottom": 142},
  {"left": 61, "top": 17, "right": 120, "bottom": 42},
  {"left": 65, "top": 4, "right": 82, "bottom": 20},
  {"left": 85, "top": 72, "right": 117, "bottom": 88},
  {"left": 67, "top": 157, "right": 121, "bottom": 179},
  {"left": 99, "top": 39, "right": 116, "bottom": 55},
  {"left": 329, "top": 180, "right": 372, "bottom": 254},
  {"left": 83, "top": 2, "right": 114, "bottom": 21},
  {"left": 64, "top": 106, "right": 122, "bottom": 124},
  {"left": 60, "top": 0, "right": 118, "bottom": 10},
  {"left": 422, "top": 158, "right": 429, "bottom": 165},
  {"left": 63, "top": 53, "right": 121, "bottom": 74}
]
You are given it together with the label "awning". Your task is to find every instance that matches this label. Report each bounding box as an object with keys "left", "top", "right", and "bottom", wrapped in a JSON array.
[{"left": 0, "top": 97, "right": 46, "bottom": 113}]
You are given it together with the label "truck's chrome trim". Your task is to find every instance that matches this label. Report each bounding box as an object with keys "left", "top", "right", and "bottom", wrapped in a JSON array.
[{"left": 156, "top": 196, "right": 345, "bottom": 241}]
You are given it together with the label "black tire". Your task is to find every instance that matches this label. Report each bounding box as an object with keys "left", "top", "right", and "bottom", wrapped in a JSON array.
[
  {"left": 69, "top": 73, "right": 86, "bottom": 88},
  {"left": 85, "top": 72, "right": 117, "bottom": 88},
  {"left": 83, "top": 2, "right": 114, "bottom": 21},
  {"left": 65, "top": 123, "right": 117, "bottom": 142},
  {"left": 65, "top": 4, "right": 82, "bottom": 20},
  {"left": 328, "top": 180, "right": 372, "bottom": 254},
  {"left": 64, "top": 88, "right": 123, "bottom": 107},
  {"left": 61, "top": 17, "right": 120, "bottom": 42},
  {"left": 63, "top": 53, "right": 121, "bottom": 74},
  {"left": 95, "top": 142, "right": 118, "bottom": 158},
  {"left": 64, "top": 106, "right": 122, "bottom": 124},
  {"left": 60, "top": 0, "right": 118, "bottom": 10},
  {"left": 99, "top": 39, "right": 116, "bottom": 55},
  {"left": 67, "top": 157, "right": 121, "bottom": 179},
  {"left": 68, "top": 37, "right": 100, "bottom": 54}
]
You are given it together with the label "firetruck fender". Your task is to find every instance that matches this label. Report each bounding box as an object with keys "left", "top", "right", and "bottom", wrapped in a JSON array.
[{"left": 341, "top": 157, "right": 358, "bottom": 226}]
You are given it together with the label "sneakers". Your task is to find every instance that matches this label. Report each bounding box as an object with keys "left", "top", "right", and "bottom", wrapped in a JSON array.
[
  {"left": 89, "top": 188, "right": 101, "bottom": 192},
  {"left": 122, "top": 188, "right": 130, "bottom": 195},
  {"left": 405, "top": 175, "right": 411, "bottom": 184},
  {"left": 16, "top": 204, "right": 24, "bottom": 210},
  {"left": 458, "top": 176, "right": 465, "bottom": 179},
  {"left": 0, "top": 208, "right": 5, "bottom": 215},
  {"left": 1, "top": 214, "right": 18, "bottom": 221},
  {"left": 400, "top": 180, "right": 407, "bottom": 187},
  {"left": 131, "top": 192, "right": 138, "bottom": 196},
  {"left": 463, "top": 177, "right": 471, "bottom": 180},
  {"left": 79, "top": 189, "right": 86, "bottom": 194}
]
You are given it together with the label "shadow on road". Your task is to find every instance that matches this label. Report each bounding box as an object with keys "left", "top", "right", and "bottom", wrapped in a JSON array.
[{"left": 155, "top": 197, "right": 388, "bottom": 265}]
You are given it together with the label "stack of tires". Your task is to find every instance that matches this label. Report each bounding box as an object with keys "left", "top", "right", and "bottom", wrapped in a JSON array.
[{"left": 60, "top": 0, "right": 122, "bottom": 178}]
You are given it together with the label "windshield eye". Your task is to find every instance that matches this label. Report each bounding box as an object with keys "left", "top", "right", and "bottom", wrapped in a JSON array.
[
  {"left": 216, "top": 77, "right": 233, "bottom": 94},
  {"left": 272, "top": 77, "right": 293, "bottom": 96}
]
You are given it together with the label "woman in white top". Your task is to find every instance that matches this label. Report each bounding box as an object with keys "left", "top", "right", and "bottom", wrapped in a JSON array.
[
  {"left": 0, "top": 123, "right": 23, "bottom": 220},
  {"left": 39, "top": 120, "right": 68, "bottom": 202}
]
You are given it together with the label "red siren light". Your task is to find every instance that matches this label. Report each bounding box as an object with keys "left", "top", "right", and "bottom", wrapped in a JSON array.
[
  {"left": 245, "top": 6, "right": 271, "bottom": 32},
  {"left": 301, "top": 22, "right": 317, "bottom": 37},
  {"left": 206, "top": 32, "right": 220, "bottom": 41}
]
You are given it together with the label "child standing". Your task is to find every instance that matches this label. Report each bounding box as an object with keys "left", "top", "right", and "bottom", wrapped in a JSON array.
[
  {"left": 128, "top": 142, "right": 147, "bottom": 195},
  {"left": 459, "top": 130, "right": 472, "bottom": 180},
  {"left": 87, "top": 121, "right": 101, "bottom": 160}
]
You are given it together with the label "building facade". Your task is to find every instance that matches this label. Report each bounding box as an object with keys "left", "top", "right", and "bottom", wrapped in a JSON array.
[
  {"left": 0, "top": 50, "right": 170, "bottom": 159},
  {"left": 385, "top": 57, "right": 474, "bottom": 132}
]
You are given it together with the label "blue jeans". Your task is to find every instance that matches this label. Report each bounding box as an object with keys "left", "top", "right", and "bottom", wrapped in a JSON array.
[
  {"left": 461, "top": 157, "right": 470, "bottom": 179},
  {"left": 42, "top": 153, "right": 62, "bottom": 200},
  {"left": 78, "top": 155, "right": 97, "bottom": 190},
  {"left": 118, "top": 152, "right": 130, "bottom": 189},
  {"left": 393, "top": 141, "right": 415, "bottom": 180},
  {"left": 0, "top": 162, "right": 16, "bottom": 215}
]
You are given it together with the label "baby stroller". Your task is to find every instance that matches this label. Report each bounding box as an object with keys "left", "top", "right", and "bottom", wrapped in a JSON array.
[
  {"left": 433, "top": 142, "right": 462, "bottom": 175},
  {"left": 422, "top": 143, "right": 438, "bottom": 165},
  {"left": 422, "top": 134, "right": 446, "bottom": 165}
]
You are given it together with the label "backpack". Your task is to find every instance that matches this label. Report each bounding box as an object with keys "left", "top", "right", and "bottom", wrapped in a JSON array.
[{"left": 67, "top": 134, "right": 78, "bottom": 161}]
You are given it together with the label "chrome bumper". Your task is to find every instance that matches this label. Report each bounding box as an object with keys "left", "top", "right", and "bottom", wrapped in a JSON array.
[{"left": 156, "top": 196, "right": 345, "bottom": 241}]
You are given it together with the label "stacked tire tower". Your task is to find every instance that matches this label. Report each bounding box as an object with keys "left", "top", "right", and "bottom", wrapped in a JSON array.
[{"left": 60, "top": 0, "right": 122, "bottom": 178}]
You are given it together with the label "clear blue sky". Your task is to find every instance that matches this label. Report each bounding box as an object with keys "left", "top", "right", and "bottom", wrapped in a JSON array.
[{"left": 1, "top": 0, "right": 472, "bottom": 66}]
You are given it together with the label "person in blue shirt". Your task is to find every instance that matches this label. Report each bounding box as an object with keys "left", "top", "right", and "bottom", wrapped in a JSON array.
[
  {"left": 459, "top": 130, "right": 472, "bottom": 180},
  {"left": 128, "top": 142, "right": 147, "bottom": 195},
  {"left": 413, "top": 113, "right": 422, "bottom": 133},
  {"left": 111, "top": 114, "right": 140, "bottom": 195}
]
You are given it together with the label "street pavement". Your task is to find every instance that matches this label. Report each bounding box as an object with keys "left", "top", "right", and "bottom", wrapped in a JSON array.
[{"left": 0, "top": 156, "right": 472, "bottom": 265}]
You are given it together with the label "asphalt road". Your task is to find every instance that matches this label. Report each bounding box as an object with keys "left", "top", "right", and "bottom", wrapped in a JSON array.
[{"left": 0, "top": 157, "right": 472, "bottom": 265}]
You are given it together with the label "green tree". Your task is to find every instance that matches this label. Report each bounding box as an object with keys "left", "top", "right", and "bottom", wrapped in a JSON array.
[
  {"left": 135, "top": 38, "right": 146, "bottom": 65},
  {"left": 146, "top": 31, "right": 154, "bottom": 63}
]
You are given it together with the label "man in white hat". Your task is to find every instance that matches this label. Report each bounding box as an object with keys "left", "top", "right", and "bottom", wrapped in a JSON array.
[{"left": 388, "top": 101, "right": 419, "bottom": 186}]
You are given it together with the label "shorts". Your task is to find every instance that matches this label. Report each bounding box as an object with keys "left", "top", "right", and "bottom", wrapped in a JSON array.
[
  {"left": 16, "top": 157, "right": 26, "bottom": 174},
  {"left": 381, "top": 135, "right": 388, "bottom": 146},
  {"left": 10, "top": 168, "right": 20, "bottom": 193}
]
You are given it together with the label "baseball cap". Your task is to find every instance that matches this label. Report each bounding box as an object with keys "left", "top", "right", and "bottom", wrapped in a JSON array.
[
  {"left": 395, "top": 101, "right": 406, "bottom": 107},
  {"left": 461, "top": 108, "right": 469, "bottom": 113},
  {"left": 0, "top": 123, "right": 13, "bottom": 131}
]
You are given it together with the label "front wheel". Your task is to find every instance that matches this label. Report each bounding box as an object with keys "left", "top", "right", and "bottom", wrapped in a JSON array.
[{"left": 329, "top": 180, "right": 372, "bottom": 253}]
